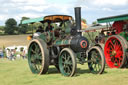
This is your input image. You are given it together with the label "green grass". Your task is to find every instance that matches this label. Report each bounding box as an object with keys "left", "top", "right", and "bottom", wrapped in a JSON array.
[
  {"left": 0, "top": 34, "right": 128, "bottom": 85},
  {"left": 0, "top": 59, "right": 128, "bottom": 85}
]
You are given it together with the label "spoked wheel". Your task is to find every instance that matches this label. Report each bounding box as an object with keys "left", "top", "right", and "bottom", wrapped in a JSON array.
[
  {"left": 88, "top": 46, "right": 105, "bottom": 74},
  {"left": 59, "top": 48, "right": 76, "bottom": 77},
  {"left": 28, "top": 39, "right": 49, "bottom": 74},
  {"left": 104, "top": 35, "right": 126, "bottom": 68}
]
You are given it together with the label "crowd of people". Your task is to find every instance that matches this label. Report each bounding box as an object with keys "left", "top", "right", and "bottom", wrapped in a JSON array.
[
  {"left": 0, "top": 47, "right": 27, "bottom": 61},
  {"left": 6, "top": 48, "right": 27, "bottom": 61}
]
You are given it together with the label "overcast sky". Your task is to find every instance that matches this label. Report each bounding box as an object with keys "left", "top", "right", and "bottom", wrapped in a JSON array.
[{"left": 0, "top": 0, "right": 128, "bottom": 25}]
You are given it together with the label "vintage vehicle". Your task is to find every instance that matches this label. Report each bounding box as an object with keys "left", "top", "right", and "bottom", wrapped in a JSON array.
[
  {"left": 97, "top": 14, "right": 128, "bottom": 68},
  {"left": 22, "top": 7, "right": 105, "bottom": 77}
]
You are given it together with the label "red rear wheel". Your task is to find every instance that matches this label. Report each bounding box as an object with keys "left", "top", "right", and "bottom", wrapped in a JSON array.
[{"left": 104, "top": 35, "right": 126, "bottom": 68}]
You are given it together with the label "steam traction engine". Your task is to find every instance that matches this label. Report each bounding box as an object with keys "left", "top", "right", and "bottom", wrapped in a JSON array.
[
  {"left": 22, "top": 7, "right": 105, "bottom": 76},
  {"left": 97, "top": 14, "right": 128, "bottom": 68}
]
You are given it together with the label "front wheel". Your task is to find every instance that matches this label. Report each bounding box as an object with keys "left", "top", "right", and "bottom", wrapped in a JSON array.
[
  {"left": 28, "top": 39, "right": 49, "bottom": 74},
  {"left": 88, "top": 46, "right": 105, "bottom": 74},
  {"left": 59, "top": 48, "right": 76, "bottom": 77}
]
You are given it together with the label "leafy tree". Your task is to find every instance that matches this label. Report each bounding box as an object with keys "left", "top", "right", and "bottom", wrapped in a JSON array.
[
  {"left": 0, "top": 26, "right": 4, "bottom": 31},
  {"left": 81, "top": 18, "right": 87, "bottom": 30},
  {"left": 18, "top": 24, "right": 28, "bottom": 34},
  {"left": 4, "top": 18, "right": 17, "bottom": 34},
  {"left": 18, "top": 17, "right": 30, "bottom": 34},
  {"left": 0, "top": 26, "right": 5, "bottom": 34},
  {"left": 33, "top": 22, "right": 42, "bottom": 29},
  {"left": 92, "top": 21, "right": 98, "bottom": 25},
  {"left": 81, "top": 18, "right": 87, "bottom": 24}
]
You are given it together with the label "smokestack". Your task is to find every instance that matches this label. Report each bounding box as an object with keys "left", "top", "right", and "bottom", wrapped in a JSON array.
[{"left": 75, "top": 7, "right": 81, "bottom": 35}]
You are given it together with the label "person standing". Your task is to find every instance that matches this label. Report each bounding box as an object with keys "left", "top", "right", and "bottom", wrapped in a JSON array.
[
  {"left": 95, "top": 36, "right": 99, "bottom": 43},
  {"left": 45, "top": 22, "right": 53, "bottom": 32}
]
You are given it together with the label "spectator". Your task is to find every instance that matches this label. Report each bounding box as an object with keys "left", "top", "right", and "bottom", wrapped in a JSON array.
[
  {"left": 33, "top": 26, "right": 44, "bottom": 37},
  {"left": 6, "top": 49, "right": 10, "bottom": 59},
  {"left": 45, "top": 22, "right": 53, "bottom": 32},
  {"left": 36, "top": 26, "right": 44, "bottom": 33},
  {"left": 98, "top": 30, "right": 105, "bottom": 43},
  {"left": 95, "top": 36, "right": 98, "bottom": 43},
  {"left": 10, "top": 49, "right": 15, "bottom": 61},
  {"left": 0, "top": 51, "right": 4, "bottom": 58},
  {"left": 0, "top": 48, "right": 4, "bottom": 58},
  {"left": 20, "top": 48, "right": 26, "bottom": 59},
  {"left": 123, "top": 24, "right": 128, "bottom": 32}
]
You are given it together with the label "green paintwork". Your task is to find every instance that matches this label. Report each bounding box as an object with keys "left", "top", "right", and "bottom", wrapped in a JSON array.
[
  {"left": 55, "top": 39, "right": 70, "bottom": 46},
  {"left": 76, "top": 52, "right": 85, "bottom": 64},
  {"left": 39, "top": 34, "right": 46, "bottom": 41},
  {"left": 38, "top": 31, "right": 70, "bottom": 46},
  {"left": 119, "top": 32, "right": 128, "bottom": 41},
  {"left": 59, "top": 50, "right": 73, "bottom": 76},
  {"left": 88, "top": 49, "right": 102, "bottom": 74},
  {"left": 39, "top": 32, "right": 56, "bottom": 42},
  {"left": 97, "top": 14, "right": 128, "bottom": 23},
  {"left": 65, "top": 27, "right": 71, "bottom": 34},
  {"left": 28, "top": 42, "right": 42, "bottom": 74},
  {"left": 22, "top": 17, "right": 44, "bottom": 24}
]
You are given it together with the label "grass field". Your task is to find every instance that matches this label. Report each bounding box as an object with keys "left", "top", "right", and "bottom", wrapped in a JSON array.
[
  {"left": 1, "top": 35, "right": 128, "bottom": 85},
  {"left": 0, "top": 34, "right": 30, "bottom": 48},
  {"left": 0, "top": 59, "right": 128, "bottom": 85}
]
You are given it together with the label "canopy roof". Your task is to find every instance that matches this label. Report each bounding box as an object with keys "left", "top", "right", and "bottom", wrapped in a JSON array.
[
  {"left": 22, "top": 17, "right": 44, "bottom": 24},
  {"left": 97, "top": 14, "right": 128, "bottom": 23},
  {"left": 22, "top": 15, "right": 72, "bottom": 24},
  {"left": 44, "top": 15, "right": 72, "bottom": 22}
]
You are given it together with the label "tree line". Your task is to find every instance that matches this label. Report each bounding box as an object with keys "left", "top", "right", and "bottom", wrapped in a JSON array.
[{"left": 0, "top": 17, "right": 39, "bottom": 35}]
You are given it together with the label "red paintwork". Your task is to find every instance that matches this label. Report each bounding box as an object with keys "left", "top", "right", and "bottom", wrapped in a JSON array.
[
  {"left": 80, "top": 40, "right": 87, "bottom": 48},
  {"left": 104, "top": 36, "right": 123, "bottom": 68},
  {"left": 112, "top": 21, "right": 126, "bottom": 34}
]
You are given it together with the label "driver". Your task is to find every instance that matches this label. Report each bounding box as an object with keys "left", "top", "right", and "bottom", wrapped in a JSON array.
[
  {"left": 98, "top": 30, "right": 105, "bottom": 43},
  {"left": 45, "top": 22, "right": 53, "bottom": 32},
  {"left": 36, "top": 26, "right": 44, "bottom": 32}
]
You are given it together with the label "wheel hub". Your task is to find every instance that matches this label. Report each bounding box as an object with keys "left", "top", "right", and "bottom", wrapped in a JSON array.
[
  {"left": 112, "top": 50, "right": 116, "bottom": 56},
  {"left": 65, "top": 60, "right": 70, "bottom": 64}
]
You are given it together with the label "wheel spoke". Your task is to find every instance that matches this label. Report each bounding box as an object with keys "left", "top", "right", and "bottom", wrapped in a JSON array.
[
  {"left": 98, "top": 63, "right": 101, "bottom": 70},
  {"left": 59, "top": 48, "right": 76, "bottom": 76},
  {"left": 104, "top": 36, "right": 126, "bottom": 68},
  {"left": 31, "top": 49, "right": 36, "bottom": 53},
  {"left": 109, "top": 41, "right": 114, "bottom": 47},
  {"left": 39, "top": 52, "right": 42, "bottom": 56},
  {"left": 117, "top": 59, "right": 121, "bottom": 67},
  {"left": 109, "top": 44, "right": 114, "bottom": 50},
  {"left": 113, "top": 58, "right": 119, "bottom": 67},
  {"left": 88, "top": 49, "right": 103, "bottom": 74},
  {"left": 93, "top": 64, "right": 97, "bottom": 72},
  {"left": 116, "top": 51, "right": 123, "bottom": 56},
  {"left": 67, "top": 66, "right": 71, "bottom": 73},
  {"left": 106, "top": 48, "right": 112, "bottom": 53},
  {"left": 28, "top": 42, "right": 43, "bottom": 74},
  {"left": 67, "top": 55, "right": 71, "bottom": 61},
  {"left": 115, "top": 45, "right": 122, "bottom": 51}
]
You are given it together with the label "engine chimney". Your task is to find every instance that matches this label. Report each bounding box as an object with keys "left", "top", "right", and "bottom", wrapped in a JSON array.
[{"left": 75, "top": 7, "right": 81, "bottom": 36}]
